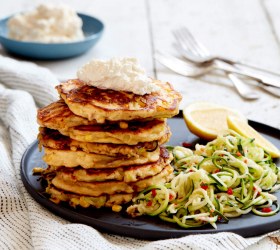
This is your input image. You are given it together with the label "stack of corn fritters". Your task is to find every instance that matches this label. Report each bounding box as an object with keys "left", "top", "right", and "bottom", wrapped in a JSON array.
[{"left": 36, "top": 79, "right": 181, "bottom": 210}]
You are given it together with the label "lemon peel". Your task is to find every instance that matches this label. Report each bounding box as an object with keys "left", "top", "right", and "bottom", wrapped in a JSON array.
[{"left": 183, "top": 102, "right": 246, "bottom": 140}]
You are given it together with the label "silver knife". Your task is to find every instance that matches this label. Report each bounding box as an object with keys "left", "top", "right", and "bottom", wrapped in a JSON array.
[
  {"left": 213, "top": 60, "right": 280, "bottom": 88},
  {"left": 155, "top": 53, "right": 280, "bottom": 97}
]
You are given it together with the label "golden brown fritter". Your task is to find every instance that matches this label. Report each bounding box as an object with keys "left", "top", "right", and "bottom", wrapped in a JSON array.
[
  {"left": 38, "top": 127, "right": 169, "bottom": 157},
  {"left": 56, "top": 79, "right": 182, "bottom": 123},
  {"left": 43, "top": 147, "right": 172, "bottom": 182},
  {"left": 37, "top": 99, "right": 96, "bottom": 129},
  {"left": 58, "top": 119, "right": 169, "bottom": 145},
  {"left": 46, "top": 186, "right": 134, "bottom": 208},
  {"left": 42, "top": 145, "right": 161, "bottom": 169},
  {"left": 51, "top": 164, "right": 174, "bottom": 197}
]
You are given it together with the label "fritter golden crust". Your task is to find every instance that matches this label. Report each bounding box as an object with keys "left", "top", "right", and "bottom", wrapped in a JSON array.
[
  {"left": 58, "top": 119, "right": 169, "bottom": 145},
  {"left": 51, "top": 164, "right": 174, "bottom": 197},
  {"left": 43, "top": 147, "right": 172, "bottom": 182},
  {"left": 42, "top": 145, "right": 161, "bottom": 169},
  {"left": 37, "top": 99, "right": 96, "bottom": 129},
  {"left": 38, "top": 127, "right": 170, "bottom": 157},
  {"left": 56, "top": 79, "right": 182, "bottom": 123},
  {"left": 46, "top": 186, "right": 134, "bottom": 208}
]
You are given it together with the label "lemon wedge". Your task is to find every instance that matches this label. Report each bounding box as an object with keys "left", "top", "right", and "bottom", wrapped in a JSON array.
[
  {"left": 227, "top": 115, "right": 280, "bottom": 158},
  {"left": 183, "top": 102, "right": 247, "bottom": 140}
]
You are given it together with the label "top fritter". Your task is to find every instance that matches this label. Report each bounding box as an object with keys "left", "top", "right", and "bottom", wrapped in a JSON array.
[{"left": 56, "top": 79, "right": 182, "bottom": 123}]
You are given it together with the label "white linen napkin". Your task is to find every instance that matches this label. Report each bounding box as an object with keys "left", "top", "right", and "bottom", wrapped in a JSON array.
[{"left": 0, "top": 55, "right": 279, "bottom": 250}]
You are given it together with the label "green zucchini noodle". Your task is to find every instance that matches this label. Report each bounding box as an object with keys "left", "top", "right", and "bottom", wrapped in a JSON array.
[{"left": 127, "top": 130, "right": 280, "bottom": 229}]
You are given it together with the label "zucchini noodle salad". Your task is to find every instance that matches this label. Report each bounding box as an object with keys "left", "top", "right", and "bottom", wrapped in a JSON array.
[{"left": 127, "top": 130, "right": 280, "bottom": 229}]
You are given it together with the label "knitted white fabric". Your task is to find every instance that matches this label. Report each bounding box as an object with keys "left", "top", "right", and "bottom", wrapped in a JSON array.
[{"left": 0, "top": 55, "right": 279, "bottom": 250}]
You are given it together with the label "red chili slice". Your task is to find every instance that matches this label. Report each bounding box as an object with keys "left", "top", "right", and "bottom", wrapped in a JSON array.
[
  {"left": 201, "top": 184, "right": 208, "bottom": 190},
  {"left": 227, "top": 188, "right": 233, "bottom": 195},
  {"left": 147, "top": 200, "right": 153, "bottom": 207},
  {"left": 182, "top": 142, "right": 192, "bottom": 148},
  {"left": 262, "top": 207, "right": 272, "bottom": 213}
]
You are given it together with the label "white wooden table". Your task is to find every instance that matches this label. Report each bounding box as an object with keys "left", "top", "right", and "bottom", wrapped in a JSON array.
[{"left": 1, "top": 0, "right": 280, "bottom": 129}]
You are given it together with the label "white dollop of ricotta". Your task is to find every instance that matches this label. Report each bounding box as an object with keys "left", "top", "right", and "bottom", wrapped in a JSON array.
[
  {"left": 77, "top": 57, "right": 160, "bottom": 95},
  {"left": 8, "top": 4, "right": 84, "bottom": 43}
]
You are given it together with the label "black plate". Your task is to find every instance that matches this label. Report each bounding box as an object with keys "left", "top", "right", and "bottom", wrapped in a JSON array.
[{"left": 21, "top": 116, "right": 280, "bottom": 240}]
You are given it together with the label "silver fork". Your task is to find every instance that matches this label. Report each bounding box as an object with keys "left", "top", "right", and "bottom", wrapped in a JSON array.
[{"left": 173, "top": 27, "right": 260, "bottom": 100}]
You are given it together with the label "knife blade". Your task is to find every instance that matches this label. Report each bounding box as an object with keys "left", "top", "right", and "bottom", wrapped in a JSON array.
[{"left": 214, "top": 61, "right": 280, "bottom": 88}]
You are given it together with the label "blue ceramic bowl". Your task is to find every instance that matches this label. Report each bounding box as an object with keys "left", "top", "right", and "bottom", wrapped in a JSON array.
[{"left": 0, "top": 13, "right": 104, "bottom": 59}]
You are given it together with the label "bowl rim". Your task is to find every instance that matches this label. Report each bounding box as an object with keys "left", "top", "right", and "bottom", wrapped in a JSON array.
[{"left": 0, "top": 12, "right": 104, "bottom": 46}]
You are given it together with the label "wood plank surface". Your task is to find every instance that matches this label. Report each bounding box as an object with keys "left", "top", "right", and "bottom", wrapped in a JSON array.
[
  {"left": 148, "top": 0, "right": 280, "bottom": 128},
  {"left": 262, "top": 0, "right": 280, "bottom": 49}
]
